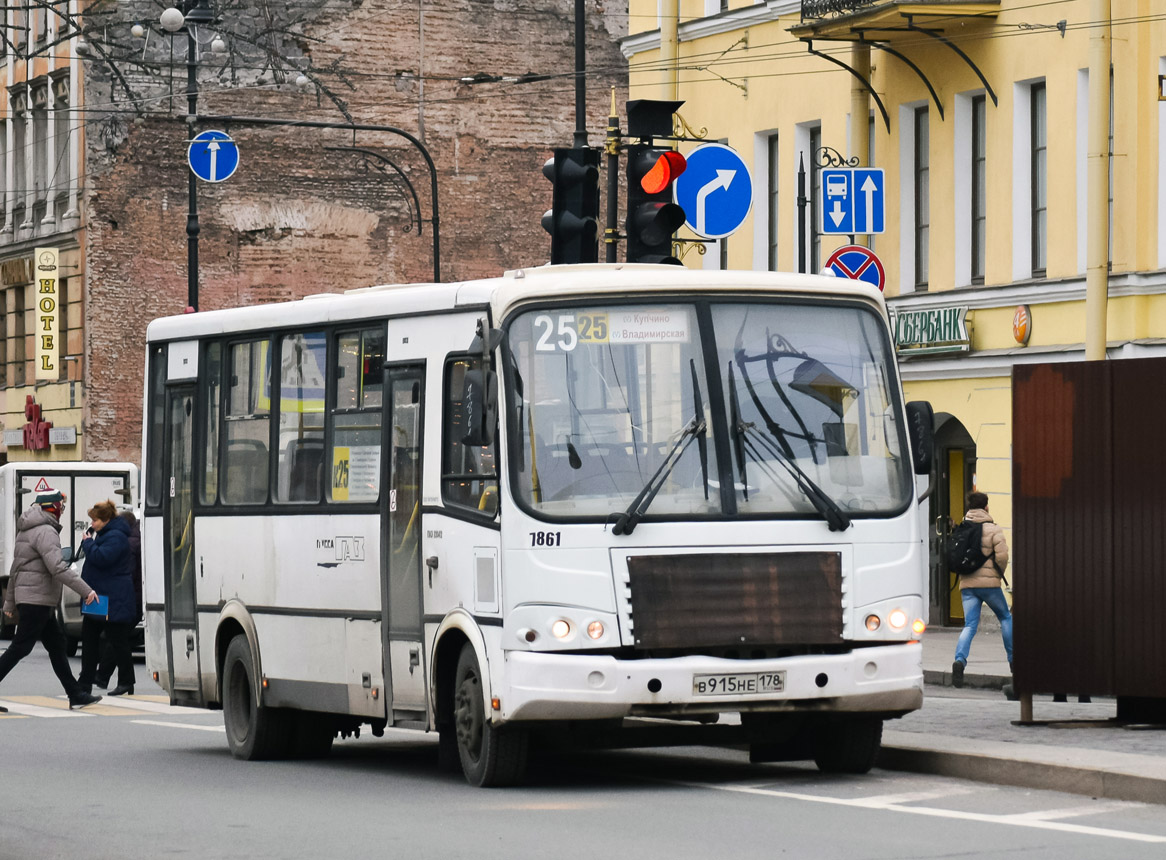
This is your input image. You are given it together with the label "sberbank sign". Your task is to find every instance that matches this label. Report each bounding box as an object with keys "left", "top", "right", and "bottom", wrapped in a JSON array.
[{"left": 891, "top": 306, "right": 970, "bottom": 356}]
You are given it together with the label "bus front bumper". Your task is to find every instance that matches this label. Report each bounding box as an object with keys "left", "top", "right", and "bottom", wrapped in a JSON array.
[{"left": 497, "top": 641, "right": 923, "bottom": 722}]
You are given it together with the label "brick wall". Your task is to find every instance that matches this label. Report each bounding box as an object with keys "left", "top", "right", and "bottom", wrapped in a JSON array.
[{"left": 81, "top": 0, "right": 628, "bottom": 461}]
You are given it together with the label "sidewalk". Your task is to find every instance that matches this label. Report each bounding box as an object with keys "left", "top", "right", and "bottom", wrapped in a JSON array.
[{"left": 876, "top": 624, "right": 1166, "bottom": 804}]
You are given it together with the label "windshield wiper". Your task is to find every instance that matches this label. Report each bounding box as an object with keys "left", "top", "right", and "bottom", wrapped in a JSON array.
[
  {"left": 729, "top": 362, "right": 850, "bottom": 531},
  {"left": 612, "top": 360, "right": 707, "bottom": 536}
]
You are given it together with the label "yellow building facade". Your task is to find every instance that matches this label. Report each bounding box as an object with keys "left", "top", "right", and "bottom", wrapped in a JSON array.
[{"left": 624, "top": 0, "right": 1165, "bottom": 623}]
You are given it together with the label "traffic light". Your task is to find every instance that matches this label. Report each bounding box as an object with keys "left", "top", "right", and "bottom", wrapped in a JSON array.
[
  {"left": 542, "top": 147, "right": 600, "bottom": 265},
  {"left": 625, "top": 145, "right": 687, "bottom": 264}
]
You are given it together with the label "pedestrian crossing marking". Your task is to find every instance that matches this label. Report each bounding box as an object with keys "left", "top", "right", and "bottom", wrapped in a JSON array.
[
  {"left": 0, "top": 696, "right": 86, "bottom": 717},
  {"left": 0, "top": 695, "right": 210, "bottom": 719}
]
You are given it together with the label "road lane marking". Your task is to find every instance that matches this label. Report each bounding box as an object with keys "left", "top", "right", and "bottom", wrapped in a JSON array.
[
  {"left": 848, "top": 787, "right": 982, "bottom": 806},
  {"left": 680, "top": 782, "right": 1166, "bottom": 844},
  {"left": 131, "top": 719, "right": 225, "bottom": 732},
  {"left": 1004, "top": 801, "right": 1147, "bottom": 822},
  {"left": 55, "top": 695, "right": 208, "bottom": 715}
]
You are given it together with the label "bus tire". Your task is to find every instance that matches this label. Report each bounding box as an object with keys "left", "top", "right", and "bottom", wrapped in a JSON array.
[
  {"left": 222, "top": 635, "right": 292, "bottom": 760},
  {"left": 813, "top": 716, "right": 883, "bottom": 774},
  {"left": 453, "top": 643, "right": 528, "bottom": 787}
]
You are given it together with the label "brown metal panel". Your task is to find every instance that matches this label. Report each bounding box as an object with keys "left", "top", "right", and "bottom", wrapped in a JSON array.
[
  {"left": 1111, "top": 358, "right": 1166, "bottom": 697},
  {"left": 1012, "top": 361, "right": 1114, "bottom": 695},
  {"left": 627, "top": 552, "right": 842, "bottom": 650}
]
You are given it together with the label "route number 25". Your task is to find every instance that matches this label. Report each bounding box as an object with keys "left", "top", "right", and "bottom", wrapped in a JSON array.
[{"left": 533, "top": 313, "right": 609, "bottom": 351}]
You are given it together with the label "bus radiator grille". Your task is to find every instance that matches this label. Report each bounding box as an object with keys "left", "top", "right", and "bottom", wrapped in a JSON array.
[{"left": 626, "top": 552, "right": 843, "bottom": 650}]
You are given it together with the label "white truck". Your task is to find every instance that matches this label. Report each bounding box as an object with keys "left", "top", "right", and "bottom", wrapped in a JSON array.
[{"left": 0, "top": 461, "right": 139, "bottom": 652}]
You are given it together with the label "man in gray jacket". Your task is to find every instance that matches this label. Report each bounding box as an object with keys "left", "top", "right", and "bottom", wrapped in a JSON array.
[{"left": 0, "top": 488, "right": 103, "bottom": 710}]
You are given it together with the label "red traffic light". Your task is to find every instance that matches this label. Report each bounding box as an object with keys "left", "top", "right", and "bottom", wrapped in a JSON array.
[{"left": 640, "top": 151, "right": 687, "bottom": 195}]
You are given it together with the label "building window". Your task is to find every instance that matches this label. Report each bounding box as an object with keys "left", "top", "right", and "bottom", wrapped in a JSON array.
[
  {"left": 12, "top": 285, "right": 27, "bottom": 387},
  {"left": 1031, "top": 81, "right": 1047, "bottom": 277},
  {"left": 32, "top": 1, "right": 47, "bottom": 46},
  {"left": 32, "top": 84, "right": 48, "bottom": 225},
  {"left": 53, "top": 76, "right": 70, "bottom": 223},
  {"left": 14, "top": 3, "right": 27, "bottom": 52},
  {"left": 767, "top": 133, "right": 778, "bottom": 271},
  {"left": 914, "top": 106, "right": 930, "bottom": 290},
  {"left": 12, "top": 89, "right": 27, "bottom": 229},
  {"left": 810, "top": 125, "right": 822, "bottom": 273},
  {"left": 971, "top": 95, "right": 987, "bottom": 284}
]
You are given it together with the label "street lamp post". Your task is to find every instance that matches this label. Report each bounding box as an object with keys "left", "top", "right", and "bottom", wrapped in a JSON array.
[{"left": 162, "top": 1, "right": 215, "bottom": 313}]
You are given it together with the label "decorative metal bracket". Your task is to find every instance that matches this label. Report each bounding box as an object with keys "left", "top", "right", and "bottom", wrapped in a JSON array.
[
  {"left": 673, "top": 113, "right": 709, "bottom": 141},
  {"left": 803, "top": 40, "right": 890, "bottom": 133},
  {"left": 907, "top": 18, "right": 997, "bottom": 107},
  {"left": 673, "top": 238, "right": 711, "bottom": 262},
  {"left": 814, "top": 145, "right": 858, "bottom": 169},
  {"left": 864, "top": 37, "right": 944, "bottom": 120},
  {"left": 323, "top": 146, "right": 424, "bottom": 235}
]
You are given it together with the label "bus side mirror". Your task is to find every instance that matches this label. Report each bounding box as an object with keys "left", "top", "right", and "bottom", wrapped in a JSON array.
[
  {"left": 905, "top": 401, "right": 935, "bottom": 475},
  {"left": 461, "top": 369, "right": 498, "bottom": 447}
]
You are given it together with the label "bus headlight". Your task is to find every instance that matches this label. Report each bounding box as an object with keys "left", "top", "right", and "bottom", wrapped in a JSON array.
[
  {"left": 551, "top": 619, "right": 571, "bottom": 640},
  {"left": 888, "top": 609, "right": 908, "bottom": 630},
  {"left": 587, "top": 621, "right": 604, "bottom": 640}
]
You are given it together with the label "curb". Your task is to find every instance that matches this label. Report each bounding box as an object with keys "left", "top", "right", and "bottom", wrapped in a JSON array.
[
  {"left": 877, "top": 745, "right": 1166, "bottom": 805},
  {"left": 923, "top": 668, "right": 1010, "bottom": 691}
]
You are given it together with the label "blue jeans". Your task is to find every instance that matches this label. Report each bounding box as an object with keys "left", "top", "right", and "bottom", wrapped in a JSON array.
[{"left": 954, "top": 587, "right": 1013, "bottom": 665}]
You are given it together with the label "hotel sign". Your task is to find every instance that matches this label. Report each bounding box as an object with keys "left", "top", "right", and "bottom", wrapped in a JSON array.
[
  {"left": 34, "top": 247, "right": 60, "bottom": 380},
  {"left": 892, "top": 306, "right": 971, "bottom": 356}
]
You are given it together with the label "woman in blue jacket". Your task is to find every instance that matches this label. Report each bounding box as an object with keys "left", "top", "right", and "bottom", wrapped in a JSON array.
[{"left": 77, "top": 499, "right": 137, "bottom": 696}]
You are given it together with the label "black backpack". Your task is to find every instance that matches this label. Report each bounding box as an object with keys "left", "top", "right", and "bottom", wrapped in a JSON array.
[{"left": 947, "top": 520, "right": 996, "bottom": 575}]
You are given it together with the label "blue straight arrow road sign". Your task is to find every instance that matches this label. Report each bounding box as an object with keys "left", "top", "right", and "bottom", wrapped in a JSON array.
[
  {"left": 820, "top": 168, "right": 884, "bottom": 235},
  {"left": 188, "top": 130, "right": 240, "bottom": 183}
]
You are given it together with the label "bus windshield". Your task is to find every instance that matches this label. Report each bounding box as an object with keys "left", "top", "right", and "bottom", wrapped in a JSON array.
[{"left": 507, "top": 299, "right": 910, "bottom": 521}]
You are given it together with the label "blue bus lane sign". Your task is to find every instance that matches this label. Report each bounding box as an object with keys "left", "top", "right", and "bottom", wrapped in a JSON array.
[{"left": 820, "top": 168, "right": 885, "bottom": 235}]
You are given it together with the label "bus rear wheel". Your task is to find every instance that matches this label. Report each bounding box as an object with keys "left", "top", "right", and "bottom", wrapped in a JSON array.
[
  {"left": 222, "top": 635, "right": 292, "bottom": 760},
  {"left": 813, "top": 716, "right": 883, "bottom": 774},
  {"left": 452, "top": 644, "right": 528, "bottom": 787}
]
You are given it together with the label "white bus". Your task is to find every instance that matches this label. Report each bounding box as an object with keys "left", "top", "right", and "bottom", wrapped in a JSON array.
[{"left": 142, "top": 265, "right": 934, "bottom": 786}]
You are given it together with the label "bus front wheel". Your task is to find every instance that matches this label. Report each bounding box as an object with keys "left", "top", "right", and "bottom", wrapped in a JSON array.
[
  {"left": 452, "top": 644, "right": 528, "bottom": 787},
  {"left": 222, "top": 635, "right": 291, "bottom": 760}
]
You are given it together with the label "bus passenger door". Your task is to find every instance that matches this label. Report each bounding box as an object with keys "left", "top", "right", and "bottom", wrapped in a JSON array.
[
  {"left": 383, "top": 364, "right": 427, "bottom": 718},
  {"left": 164, "top": 386, "right": 201, "bottom": 702}
]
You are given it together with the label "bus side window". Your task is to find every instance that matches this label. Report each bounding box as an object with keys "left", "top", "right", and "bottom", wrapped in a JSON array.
[
  {"left": 222, "top": 340, "right": 271, "bottom": 505},
  {"left": 275, "top": 331, "right": 326, "bottom": 504},
  {"left": 442, "top": 355, "right": 497, "bottom": 515},
  {"left": 329, "top": 328, "right": 384, "bottom": 503}
]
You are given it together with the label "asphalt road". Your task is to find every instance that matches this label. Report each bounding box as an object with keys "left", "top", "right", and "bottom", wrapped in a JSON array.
[{"left": 2, "top": 649, "right": 1165, "bottom": 860}]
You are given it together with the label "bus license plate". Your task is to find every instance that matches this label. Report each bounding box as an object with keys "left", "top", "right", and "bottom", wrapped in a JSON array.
[{"left": 693, "top": 671, "right": 785, "bottom": 696}]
